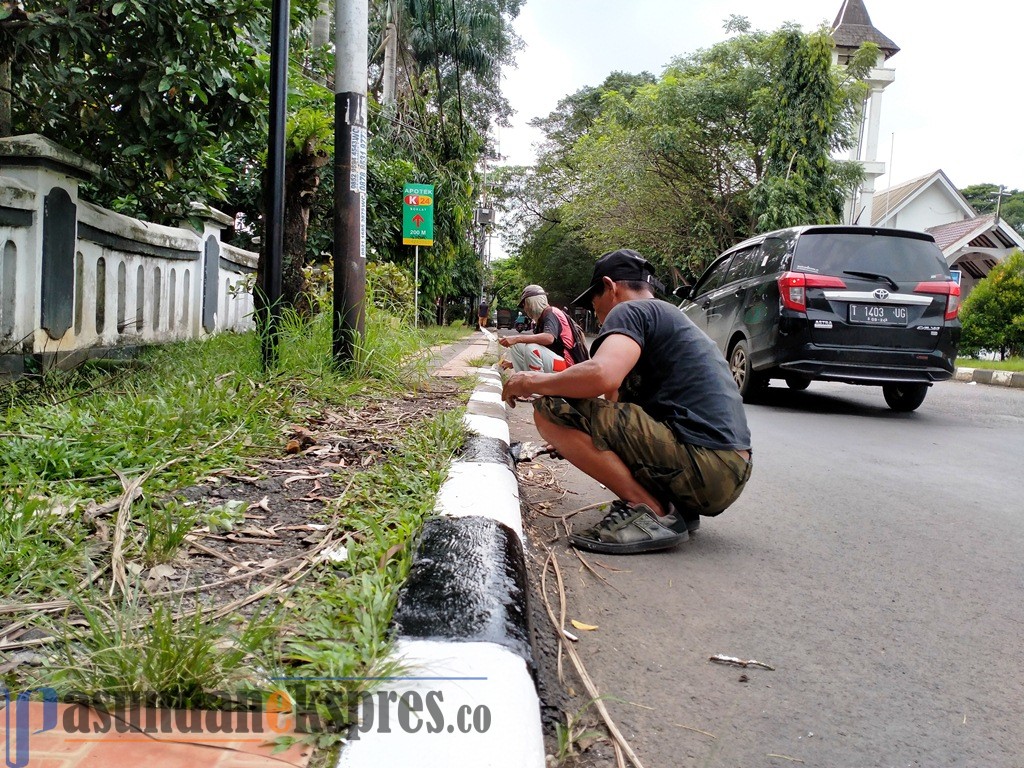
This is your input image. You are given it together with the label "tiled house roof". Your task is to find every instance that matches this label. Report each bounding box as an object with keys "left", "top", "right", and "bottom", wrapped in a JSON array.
[
  {"left": 928, "top": 214, "right": 1022, "bottom": 251},
  {"left": 926, "top": 216, "right": 994, "bottom": 251},
  {"left": 832, "top": 0, "right": 900, "bottom": 59}
]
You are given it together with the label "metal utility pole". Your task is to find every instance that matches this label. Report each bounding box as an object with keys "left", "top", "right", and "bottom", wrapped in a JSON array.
[
  {"left": 260, "top": 0, "right": 289, "bottom": 369},
  {"left": 333, "top": 0, "right": 369, "bottom": 365}
]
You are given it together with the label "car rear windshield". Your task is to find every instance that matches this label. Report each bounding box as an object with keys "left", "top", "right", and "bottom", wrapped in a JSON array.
[{"left": 792, "top": 233, "right": 950, "bottom": 282}]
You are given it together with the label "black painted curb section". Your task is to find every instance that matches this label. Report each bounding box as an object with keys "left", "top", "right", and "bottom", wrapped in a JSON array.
[
  {"left": 392, "top": 515, "right": 532, "bottom": 663},
  {"left": 459, "top": 433, "right": 515, "bottom": 471}
]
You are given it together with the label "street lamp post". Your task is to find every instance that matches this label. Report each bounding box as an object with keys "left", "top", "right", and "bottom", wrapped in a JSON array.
[{"left": 260, "top": 0, "right": 289, "bottom": 370}]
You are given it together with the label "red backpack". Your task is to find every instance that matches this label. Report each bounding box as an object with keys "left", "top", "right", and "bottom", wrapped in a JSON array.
[{"left": 545, "top": 307, "right": 591, "bottom": 366}]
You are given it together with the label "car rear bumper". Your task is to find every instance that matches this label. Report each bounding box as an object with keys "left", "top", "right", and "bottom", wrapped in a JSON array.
[{"left": 774, "top": 346, "right": 955, "bottom": 385}]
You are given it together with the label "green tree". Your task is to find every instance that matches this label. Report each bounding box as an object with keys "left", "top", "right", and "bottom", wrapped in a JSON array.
[
  {"left": 516, "top": 213, "right": 600, "bottom": 307},
  {"left": 508, "top": 20, "right": 876, "bottom": 283},
  {"left": 2, "top": 1, "right": 520, "bottom": 324},
  {"left": 959, "top": 249, "right": 1024, "bottom": 358},
  {"left": 960, "top": 184, "right": 1024, "bottom": 237},
  {"left": 750, "top": 27, "right": 868, "bottom": 230},
  {"left": 369, "top": 0, "right": 522, "bottom": 153},
  {"left": 0, "top": 0, "right": 304, "bottom": 220},
  {"left": 488, "top": 255, "right": 526, "bottom": 311}
]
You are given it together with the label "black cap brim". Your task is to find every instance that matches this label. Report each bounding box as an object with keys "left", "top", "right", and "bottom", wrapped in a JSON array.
[{"left": 571, "top": 283, "right": 600, "bottom": 308}]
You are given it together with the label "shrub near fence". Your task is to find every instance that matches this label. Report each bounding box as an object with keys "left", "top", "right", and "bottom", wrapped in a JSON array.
[{"left": 0, "top": 135, "right": 257, "bottom": 376}]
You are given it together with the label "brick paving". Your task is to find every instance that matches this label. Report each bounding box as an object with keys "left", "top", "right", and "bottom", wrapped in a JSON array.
[{"left": 0, "top": 702, "right": 312, "bottom": 768}]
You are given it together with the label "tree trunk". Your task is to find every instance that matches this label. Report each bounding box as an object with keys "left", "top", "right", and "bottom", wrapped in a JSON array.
[
  {"left": 382, "top": 20, "right": 398, "bottom": 106},
  {"left": 310, "top": 0, "right": 330, "bottom": 49},
  {"left": 281, "top": 140, "right": 329, "bottom": 318},
  {"left": 0, "top": 58, "right": 11, "bottom": 138},
  {"left": 255, "top": 141, "right": 329, "bottom": 322}
]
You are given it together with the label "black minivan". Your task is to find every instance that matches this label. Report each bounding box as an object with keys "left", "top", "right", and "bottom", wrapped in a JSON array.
[{"left": 678, "top": 225, "right": 961, "bottom": 411}]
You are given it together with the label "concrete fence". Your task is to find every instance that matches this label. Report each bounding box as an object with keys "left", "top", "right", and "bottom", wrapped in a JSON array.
[{"left": 0, "top": 134, "right": 258, "bottom": 375}]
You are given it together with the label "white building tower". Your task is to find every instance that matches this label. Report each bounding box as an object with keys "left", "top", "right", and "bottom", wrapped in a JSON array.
[{"left": 832, "top": 0, "right": 900, "bottom": 226}]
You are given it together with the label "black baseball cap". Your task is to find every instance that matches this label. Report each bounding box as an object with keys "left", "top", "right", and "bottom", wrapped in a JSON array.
[{"left": 572, "top": 249, "right": 660, "bottom": 307}]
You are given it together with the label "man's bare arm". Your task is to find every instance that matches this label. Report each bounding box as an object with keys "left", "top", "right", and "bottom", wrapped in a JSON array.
[
  {"left": 502, "top": 334, "right": 640, "bottom": 402},
  {"left": 498, "top": 331, "right": 556, "bottom": 348}
]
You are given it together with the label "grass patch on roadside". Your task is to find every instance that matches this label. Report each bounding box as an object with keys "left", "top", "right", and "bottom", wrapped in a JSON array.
[
  {"left": 466, "top": 353, "right": 499, "bottom": 368},
  {"left": 957, "top": 356, "right": 1024, "bottom": 372},
  {"left": 278, "top": 409, "right": 465, "bottom": 729},
  {"left": 1, "top": 306, "right": 472, "bottom": 732}
]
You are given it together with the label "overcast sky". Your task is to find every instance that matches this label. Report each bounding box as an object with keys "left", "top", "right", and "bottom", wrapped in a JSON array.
[{"left": 495, "top": 0, "right": 1024, "bottom": 193}]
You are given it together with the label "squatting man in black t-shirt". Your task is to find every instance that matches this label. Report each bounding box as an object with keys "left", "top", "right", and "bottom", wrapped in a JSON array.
[{"left": 501, "top": 249, "right": 753, "bottom": 555}]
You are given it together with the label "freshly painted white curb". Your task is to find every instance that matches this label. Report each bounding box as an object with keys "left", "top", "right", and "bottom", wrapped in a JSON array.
[
  {"left": 436, "top": 463, "right": 523, "bottom": 541},
  {"left": 336, "top": 639, "right": 544, "bottom": 768},
  {"left": 470, "top": 389, "right": 505, "bottom": 407},
  {"left": 463, "top": 411, "right": 510, "bottom": 443},
  {"left": 336, "top": 352, "right": 544, "bottom": 768}
]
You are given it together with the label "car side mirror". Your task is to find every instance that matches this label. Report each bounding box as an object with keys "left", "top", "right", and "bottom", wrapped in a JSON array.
[{"left": 673, "top": 284, "right": 692, "bottom": 301}]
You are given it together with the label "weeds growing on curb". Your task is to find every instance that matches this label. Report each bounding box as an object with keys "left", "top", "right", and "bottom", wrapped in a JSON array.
[
  {"left": 0, "top": 305, "right": 473, "bottom": 737},
  {"left": 553, "top": 698, "right": 606, "bottom": 763}
]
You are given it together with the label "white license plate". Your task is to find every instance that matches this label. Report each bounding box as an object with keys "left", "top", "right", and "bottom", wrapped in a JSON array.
[{"left": 849, "top": 304, "right": 908, "bottom": 326}]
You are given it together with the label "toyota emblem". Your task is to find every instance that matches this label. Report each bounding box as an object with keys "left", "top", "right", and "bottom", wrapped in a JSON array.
[{"left": 872, "top": 288, "right": 890, "bottom": 300}]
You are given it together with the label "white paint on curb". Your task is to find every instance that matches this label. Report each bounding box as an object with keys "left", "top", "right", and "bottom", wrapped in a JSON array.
[
  {"left": 335, "top": 361, "right": 543, "bottom": 768},
  {"left": 955, "top": 368, "right": 975, "bottom": 382},
  {"left": 437, "top": 463, "right": 523, "bottom": 541},
  {"left": 464, "top": 412, "right": 510, "bottom": 444},
  {"left": 336, "top": 639, "right": 544, "bottom": 768},
  {"left": 992, "top": 370, "right": 1012, "bottom": 386},
  {"left": 470, "top": 389, "right": 505, "bottom": 407}
]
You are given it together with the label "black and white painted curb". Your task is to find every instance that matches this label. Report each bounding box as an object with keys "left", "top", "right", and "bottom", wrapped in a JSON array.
[
  {"left": 954, "top": 367, "right": 1024, "bottom": 388},
  {"left": 337, "top": 366, "right": 545, "bottom": 767}
]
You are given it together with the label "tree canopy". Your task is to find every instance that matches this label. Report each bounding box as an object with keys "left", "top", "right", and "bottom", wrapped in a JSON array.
[
  {"left": 493, "top": 20, "right": 876, "bottom": 295},
  {"left": 960, "top": 184, "right": 1024, "bottom": 237},
  {"left": 0, "top": 0, "right": 287, "bottom": 220},
  {"left": 2, "top": 0, "right": 523, "bottom": 321}
]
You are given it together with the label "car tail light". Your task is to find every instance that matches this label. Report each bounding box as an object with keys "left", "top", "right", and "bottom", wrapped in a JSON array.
[
  {"left": 914, "top": 281, "right": 961, "bottom": 321},
  {"left": 778, "top": 272, "right": 847, "bottom": 312}
]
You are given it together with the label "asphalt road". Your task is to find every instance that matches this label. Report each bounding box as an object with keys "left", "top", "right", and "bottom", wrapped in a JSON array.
[{"left": 510, "top": 377, "right": 1024, "bottom": 768}]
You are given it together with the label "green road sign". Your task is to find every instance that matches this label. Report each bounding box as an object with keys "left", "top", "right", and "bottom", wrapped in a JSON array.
[{"left": 402, "top": 183, "right": 434, "bottom": 246}]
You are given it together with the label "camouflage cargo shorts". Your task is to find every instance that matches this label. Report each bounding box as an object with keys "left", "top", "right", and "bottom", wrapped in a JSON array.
[{"left": 533, "top": 396, "right": 751, "bottom": 517}]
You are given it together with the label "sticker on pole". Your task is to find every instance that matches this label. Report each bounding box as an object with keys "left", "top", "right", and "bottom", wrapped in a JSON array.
[{"left": 403, "top": 183, "right": 434, "bottom": 246}]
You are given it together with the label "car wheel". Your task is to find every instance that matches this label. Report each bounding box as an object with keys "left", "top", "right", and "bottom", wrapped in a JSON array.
[
  {"left": 882, "top": 383, "right": 928, "bottom": 412},
  {"left": 728, "top": 340, "right": 767, "bottom": 401},
  {"left": 785, "top": 376, "right": 811, "bottom": 391}
]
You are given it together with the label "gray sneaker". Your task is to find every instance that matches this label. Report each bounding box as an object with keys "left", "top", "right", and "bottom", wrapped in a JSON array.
[{"left": 569, "top": 501, "right": 688, "bottom": 554}]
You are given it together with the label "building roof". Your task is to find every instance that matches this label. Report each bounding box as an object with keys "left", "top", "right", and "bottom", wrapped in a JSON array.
[
  {"left": 832, "top": 0, "right": 900, "bottom": 59},
  {"left": 926, "top": 216, "right": 995, "bottom": 251},
  {"left": 871, "top": 171, "right": 937, "bottom": 226},
  {"left": 927, "top": 214, "right": 1024, "bottom": 252}
]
